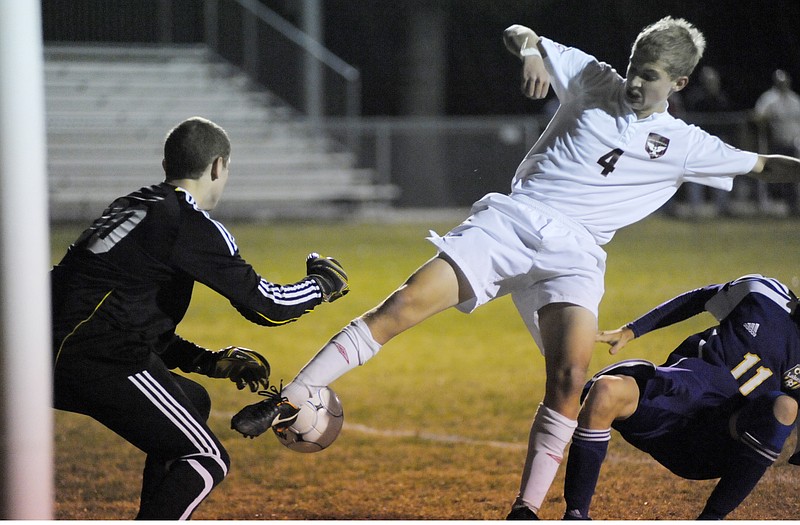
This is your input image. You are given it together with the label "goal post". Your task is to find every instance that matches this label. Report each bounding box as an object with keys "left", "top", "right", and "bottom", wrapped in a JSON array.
[{"left": 0, "top": 0, "right": 54, "bottom": 518}]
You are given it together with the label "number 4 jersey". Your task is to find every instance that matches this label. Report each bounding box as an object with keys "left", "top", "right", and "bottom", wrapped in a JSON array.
[
  {"left": 510, "top": 37, "right": 758, "bottom": 245},
  {"left": 628, "top": 274, "right": 800, "bottom": 400}
]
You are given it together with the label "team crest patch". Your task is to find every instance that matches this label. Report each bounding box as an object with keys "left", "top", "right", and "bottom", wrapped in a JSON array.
[
  {"left": 645, "top": 133, "right": 670, "bottom": 159},
  {"left": 783, "top": 364, "right": 800, "bottom": 390}
]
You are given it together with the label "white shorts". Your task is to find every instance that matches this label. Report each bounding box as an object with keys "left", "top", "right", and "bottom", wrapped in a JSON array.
[{"left": 427, "top": 192, "right": 606, "bottom": 350}]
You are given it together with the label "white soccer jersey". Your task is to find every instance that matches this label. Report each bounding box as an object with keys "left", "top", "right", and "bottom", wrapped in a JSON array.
[{"left": 512, "top": 38, "right": 758, "bottom": 244}]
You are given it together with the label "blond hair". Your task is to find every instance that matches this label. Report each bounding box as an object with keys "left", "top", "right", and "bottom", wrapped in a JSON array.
[{"left": 632, "top": 16, "right": 706, "bottom": 79}]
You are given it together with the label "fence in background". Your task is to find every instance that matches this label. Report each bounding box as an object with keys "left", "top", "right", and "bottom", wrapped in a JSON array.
[
  {"left": 42, "top": 0, "right": 359, "bottom": 119},
  {"left": 41, "top": 1, "right": 789, "bottom": 216},
  {"left": 305, "top": 112, "right": 763, "bottom": 210}
]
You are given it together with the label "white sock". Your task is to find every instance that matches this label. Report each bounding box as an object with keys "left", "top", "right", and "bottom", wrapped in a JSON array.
[
  {"left": 281, "top": 317, "right": 381, "bottom": 406},
  {"left": 514, "top": 404, "right": 578, "bottom": 513}
]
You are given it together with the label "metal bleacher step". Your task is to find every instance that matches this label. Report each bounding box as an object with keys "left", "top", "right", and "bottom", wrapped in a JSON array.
[{"left": 46, "top": 44, "right": 398, "bottom": 221}]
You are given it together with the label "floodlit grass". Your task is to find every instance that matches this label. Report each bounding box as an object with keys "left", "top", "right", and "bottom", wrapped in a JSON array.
[{"left": 51, "top": 215, "right": 800, "bottom": 520}]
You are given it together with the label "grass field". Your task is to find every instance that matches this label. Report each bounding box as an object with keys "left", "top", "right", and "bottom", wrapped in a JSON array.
[{"left": 51, "top": 214, "right": 800, "bottom": 520}]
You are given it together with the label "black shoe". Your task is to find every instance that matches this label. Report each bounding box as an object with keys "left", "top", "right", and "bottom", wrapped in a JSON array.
[
  {"left": 507, "top": 506, "right": 539, "bottom": 520},
  {"left": 231, "top": 385, "right": 300, "bottom": 438}
]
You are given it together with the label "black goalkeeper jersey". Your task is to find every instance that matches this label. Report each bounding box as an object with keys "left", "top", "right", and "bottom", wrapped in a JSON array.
[{"left": 52, "top": 183, "right": 325, "bottom": 377}]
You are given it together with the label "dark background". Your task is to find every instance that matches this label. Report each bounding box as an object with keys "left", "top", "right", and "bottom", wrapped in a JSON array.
[
  {"left": 263, "top": 0, "right": 800, "bottom": 116},
  {"left": 41, "top": 1, "right": 800, "bottom": 117}
]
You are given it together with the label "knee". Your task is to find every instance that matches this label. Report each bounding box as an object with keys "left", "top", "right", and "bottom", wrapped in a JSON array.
[
  {"left": 538, "top": 304, "right": 597, "bottom": 402},
  {"left": 548, "top": 362, "right": 592, "bottom": 400},
  {"left": 773, "top": 394, "right": 798, "bottom": 426},
  {"left": 376, "top": 284, "right": 420, "bottom": 318},
  {"left": 735, "top": 393, "right": 796, "bottom": 454},
  {"left": 580, "top": 376, "right": 638, "bottom": 425},
  {"left": 200, "top": 446, "right": 231, "bottom": 487},
  {"left": 219, "top": 447, "right": 231, "bottom": 481},
  {"left": 365, "top": 284, "right": 434, "bottom": 342},
  {"left": 194, "top": 389, "right": 212, "bottom": 421},
  {"left": 584, "top": 376, "right": 618, "bottom": 406}
]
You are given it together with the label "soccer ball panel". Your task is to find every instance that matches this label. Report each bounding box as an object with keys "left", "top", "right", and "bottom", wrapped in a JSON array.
[{"left": 275, "top": 387, "right": 344, "bottom": 453}]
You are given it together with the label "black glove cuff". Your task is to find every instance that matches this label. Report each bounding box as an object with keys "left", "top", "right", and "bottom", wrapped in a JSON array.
[
  {"left": 308, "top": 274, "right": 334, "bottom": 297},
  {"left": 184, "top": 350, "right": 217, "bottom": 375}
]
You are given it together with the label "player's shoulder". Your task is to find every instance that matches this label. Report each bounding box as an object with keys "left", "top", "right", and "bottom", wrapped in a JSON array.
[
  {"left": 655, "top": 112, "right": 699, "bottom": 133},
  {"left": 727, "top": 274, "right": 794, "bottom": 311},
  {"left": 172, "top": 187, "right": 239, "bottom": 255},
  {"left": 706, "top": 274, "right": 794, "bottom": 322},
  {"left": 728, "top": 274, "right": 790, "bottom": 293}
]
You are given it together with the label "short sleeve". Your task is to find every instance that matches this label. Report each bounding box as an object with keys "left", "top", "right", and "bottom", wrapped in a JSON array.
[{"left": 682, "top": 127, "right": 758, "bottom": 190}]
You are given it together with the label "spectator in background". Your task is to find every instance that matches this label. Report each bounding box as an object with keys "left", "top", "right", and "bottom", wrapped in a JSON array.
[
  {"left": 685, "top": 66, "right": 730, "bottom": 113},
  {"left": 682, "top": 66, "right": 736, "bottom": 217},
  {"left": 755, "top": 69, "right": 800, "bottom": 216}
]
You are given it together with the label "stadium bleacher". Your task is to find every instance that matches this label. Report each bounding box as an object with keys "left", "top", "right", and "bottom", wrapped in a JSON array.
[{"left": 45, "top": 44, "right": 398, "bottom": 221}]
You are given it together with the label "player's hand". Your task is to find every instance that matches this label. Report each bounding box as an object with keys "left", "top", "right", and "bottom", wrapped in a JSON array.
[
  {"left": 521, "top": 55, "right": 550, "bottom": 100},
  {"left": 206, "top": 346, "right": 271, "bottom": 392},
  {"left": 502, "top": 25, "right": 549, "bottom": 100},
  {"left": 596, "top": 327, "right": 635, "bottom": 355},
  {"left": 306, "top": 252, "right": 350, "bottom": 302}
]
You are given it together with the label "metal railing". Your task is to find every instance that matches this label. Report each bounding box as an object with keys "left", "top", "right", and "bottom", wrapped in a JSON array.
[
  {"left": 41, "top": 0, "right": 360, "bottom": 118},
  {"left": 40, "top": 2, "right": 794, "bottom": 217},
  {"left": 290, "top": 112, "right": 792, "bottom": 215}
]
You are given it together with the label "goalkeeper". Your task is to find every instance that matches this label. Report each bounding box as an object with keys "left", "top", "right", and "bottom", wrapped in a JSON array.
[{"left": 51, "top": 117, "right": 349, "bottom": 520}]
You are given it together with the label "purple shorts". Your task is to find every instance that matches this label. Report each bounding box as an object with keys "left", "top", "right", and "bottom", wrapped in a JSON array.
[{"left": 587, "top": 357, "right": 744, "bottom": 480}]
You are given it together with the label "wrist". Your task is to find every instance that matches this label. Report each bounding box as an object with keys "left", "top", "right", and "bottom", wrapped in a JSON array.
[
  {"left": 308, "top": 274, "right": 332, "bottom": 298},
  {"left": 185, "top": 350, "right": 216, "bottom": 375},
  {"left": 520, "top": 46, "right": 541, "bottom": 58}
]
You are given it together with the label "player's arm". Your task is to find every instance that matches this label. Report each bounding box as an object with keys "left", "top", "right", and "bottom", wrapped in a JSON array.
[
  {"left": 503, "top": 24, "right": 550, "bottom": 100},
  {"left": 173, "top": 214, "right": 348, "bottom": 326},
  {"left": 230, "top": 253, "right": 349, "bottom": 326},
  {"left": 748, "top": 154, "right": 800, "bottom": 183},
  {"left": 159, "top": 335, "right": 271, "bottom": 392},
  {"left": 597, "top": 285, "right": 719, "bottom": 355}
]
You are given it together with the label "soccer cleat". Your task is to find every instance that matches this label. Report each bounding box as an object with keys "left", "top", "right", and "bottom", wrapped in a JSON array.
[
  {"left": 506, "top": 506, "right": 539, "bottom": 520},
  {"left": 231, "top": 385, "right": 300, "bottom": 438}
]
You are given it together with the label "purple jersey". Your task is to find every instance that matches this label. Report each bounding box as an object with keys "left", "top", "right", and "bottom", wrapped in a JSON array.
[
  {"left": 628, "top": 274, "right": 800, "bottom": 401},
  {"left": 590, "top": 275, "right": 800, "bottom": 479}
]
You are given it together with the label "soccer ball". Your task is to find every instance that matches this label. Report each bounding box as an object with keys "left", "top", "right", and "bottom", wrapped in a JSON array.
[{"left": 274, "top": 387, "right": 344, "bottom": 453}]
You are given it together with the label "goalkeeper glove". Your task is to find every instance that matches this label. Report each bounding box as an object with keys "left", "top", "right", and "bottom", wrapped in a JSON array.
[
  {"left": 190, "top": 346, "right": 271, "bottom": 392},
  {"left": 306, "top": 252, "right": 350, "bottom": 302}
]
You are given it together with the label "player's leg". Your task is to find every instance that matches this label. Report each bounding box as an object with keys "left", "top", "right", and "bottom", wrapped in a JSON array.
[
  {"left": 236, "top": 193, "right": 573, "bottom": 439},
  {"left": 139, "top": 372, "right": 214, "bottom": 510},
  {"left": 231, "top": 255, "right": 467, "bottom": 437},
  {"left": 562, "top": 374, "right": 640, "bottom": 520},
  {"left": 61, "top": 356, "right": 230, "bottom": 520},
  {"left": 698, "top": 392, "right": 797, "bottom": 519},
  {"left": 279, "top": 255, "right": 467, "bottom": 406},
  {"left": 129, "top": 366, "right": 230, "bottom": 520},
  {"left": 510, "top": 303, "right": 597, "bottom": 518},
  {"left": 538, "top": 303, "right": 600, "bottom": 418}
]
